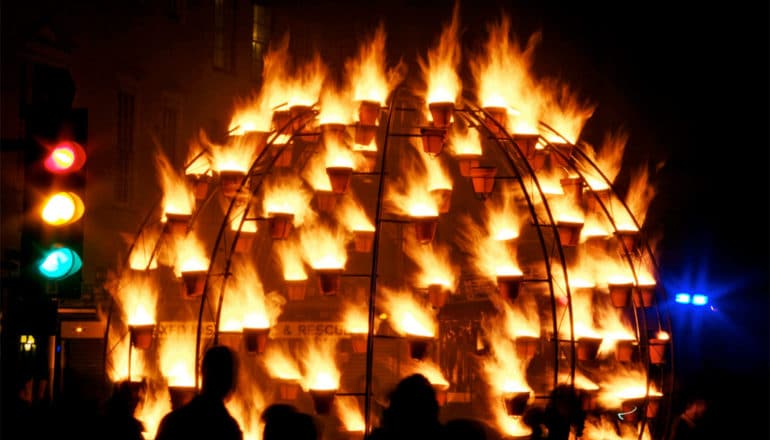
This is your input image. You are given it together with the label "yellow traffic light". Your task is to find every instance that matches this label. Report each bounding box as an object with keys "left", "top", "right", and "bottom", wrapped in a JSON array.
[{"left": 41, "top": 191, "right": 84, "bottom": 226}]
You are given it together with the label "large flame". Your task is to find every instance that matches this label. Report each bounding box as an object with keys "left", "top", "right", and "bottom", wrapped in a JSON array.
[
  {"left": 418, "top": 3, "right": 461, "bottom": 106},
  {"left": 336, "top": 396, "right": 365, "bottom": 433},
  {"left": 385, "top": 156, "right": 440, "bottom": 217},
  {"left": 302, "top": 150, "right": 333, "bottom": 192},
  {"left": 228, "top": 91, "right": 272, "bottom": 135},
  {"left": 263, "top": 344, "right": 303, "bottom": 381},
  {"left": 262, "top": 175, "right": 315, "bottom": 226},
  {"left": 379, "top": 287, "right": 437, "bottom": 338},
  {"left": 582, "top": 416, "right": 652, "bottom": 440},
  {"left": 159, "top": 324, "right": 197, "bottom": 387},
  {"left": 556, "top": 280, "right": 601, "bottom": 339},
  {"left": 230, "top": 205, "right": 258, "bottom": 234},
  {"left": 558, "top": 371, "right": 600, "bottom": 391},
  {"left": 324, "top": 135, "right": 356, "bottom": 169},
  {"left": 107, "top": 329, "right": 145, "bottom": 382},
  {"left": 404, "top": 358, "right": 449, "bottom": 388},
  {"left": 595, "top": 301, "right": 636, "bottom": 356},
  {"left": 457, "top": 215, "right": 522, "bottom": 281},
  {"left": 541, "top": 80, "right": 595, "bottom": 144},
  {"left": 128, "top": 228, "right": 160, "bottom": 270},
  {"left": 342, "top": 301, "right": 369, "bottom": 335},
  {"left": 184, "top": 136, "right": 212, "bottom": 176},
  {"left": 208, "top": 132, "right": 259, "bottom": 173},
  {"left": 286, "top": 53, "right": 326, "bottom": 108},
  {"left": 403, "top": 234, "right": 458, "bottom": 291},
  {"left": 319, "top": 87, "right": 354, "bottom": 125},
  {"left": 274, "top": 239, "right": 308, "bottom": 281},
  {"left": 614, "top": 165, "right": 657, "bottom": 231},
  {"left": 481, "top": 315, "right": 533, "bottom": 396},
  {"left": 580, "top": 131, "right": 628, "bottom": 191},
  {"left": 219, "top": 260, "right": 286, "bottom": 332},
  {"left": 135, "top": 385, "right": 172, "bottom": 440},
  {"left": 155, "top": 149, "right": 195, "bottom": 218},
  {"left": 335, "top": 193, "right": 375, "bottom": 233},
  {"left": 298, "top": 222, "right": 348, "bottom": 270},
  {"left": 484, "top": 187, "right": 523, "bottom": 241},
  {"left": 489, "top": 293, "right": 540, "bottom": 339},
  {"left": 346, "top": 24, "right": 403, "bottom": 106},
  {"left": 448, "top": 125, "right": 483, "bottom": 156},
  {"left": 300, "top": 338, "right": 341, "bottom": 391},
  {"left": 227, "top": 368, "right": 267, "bottom": 440},
  {"left": 470, "top": 18, "right": 542, "bottom": 134},
  {"left": 172, "top": 232, "right": 210, "bottom": 277},
  {"left": 548, "top": 193, "right": 585, "bottom": 224},
  {"left": 109, "top": 271, "right": 158, "bottom": 326},
  {"left": 412, "top": 141, "right": 453, "bottom": 191},
  {"left": 597, "top": 365, "right": 662, "bottom": 409}
]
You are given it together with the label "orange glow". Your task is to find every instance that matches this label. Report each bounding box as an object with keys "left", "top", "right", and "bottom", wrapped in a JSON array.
[
  {"left": 582, "top": 416, "right": 652, "bottom": 440},
  {"left": 614, "top": 165, "right": 657, "bottom": 231},
  {"left": 155, "top": 149, "right": 195, "bottom": 218},
  {"left": 548, "top": 192, "right": 585, "bottom": 224},
  {"left": 286, "top": 54, "right": 326, "bottom": 108},
  {"left": 172, "top": 232, "right": 210, "bottom": 277},
  {"left": 335, "top": 194, "right": 375, "bottom": 233},
  {"left": 385, "top": 155, "right": 440, "bottom": 217},
  {"left": 580, "top": 131, "right": 628, "bottom": 191},
  {"left": 403, "top": 234, "right": 458, "bottom": 291},
  {"left": 324, "top": 135, "right": 356, "bottom": 169},
  {"left": 580, "top": 210, "right": 612, "bottom": 242},
  {"left": 262, "top": 175, "right": 315, "bottom": 226},
  {"left": 159, "top": 325, "right": 197, "bottom": 387},
  {"left": 595, "top": 302, "right": 636, "bottom": 356},
  {"left": 558, "top": 371, "right": 600, "bottom": 391},
  {"left": 490, "top": 294, "right": 540, "bottom": 339},
  {"left": 41, "top": 192, "right": 84, "bottom": 226},
  {"left": 219, "top": 260, "right": 286, "bottom": 332},
  {"left": 298, "top": 222, "right": 348, "bottom": 270},
  {"left": 492, "top": 406, "right": 532, "bottom": 438},
  {"left": 300, "top": 338, "right": 341, "bottom": 391},
  {"left": 346, "top": 24, "right": 403, "bottom": 106},
  {"left": 109, "top": 271, "right": 158, "bottom": 326},
  {"left": 457, "top": 215, "right": 522, "bottom": 282},
  {"left": 230, "top": 206, "right": 258, "bottom": 234},
  {"left": 185, "top": 136, "right": 213, "bottom": 176},
  {"left": 412, "top": 141, "right": 453, "bottom": 192},
  {"left": 484, "top": 186, "right": 523, "bottom": 241},
  {"left": 342, "top": 301, "right": 369, "bottom": 335},
  {"left": 263, "top": 344, "right": 303, "bottom": 381},
  {"left": 228, "top": 91, "right": 272, "bottom": 135},
  {"left": 302, "top": 150, "right": 333, "bottom": 192},
  {"left": 404, "top": 358, "right": 449, "bottom": 388},
  {"left": 274, "top": 239, "right": 308, "bottom": 281},
  {"left": 226, "top": 372, "right": 267, "bottom": 440},
  {"left": 319, "top": 87, "right": 355, "bottom": 125},
  {"left": 481, "top": 314, "right": 532, "bottom": 396},
  {"left": 106, "top": 328, "right": 145, "bottom": 383},
  {"left": 597, "top": 365, "right": 662, "bottom": 409},
  {"left": 448, "top": 125, "right": 482, "bottom": 156},
  {"left": 128, "top": 228, "right": 160, "bottom": 270},
  {"left": 541, "top": 81, "right": 595, "bottom": 144},
  {"left": 135, "top": 385, "right": 171, "bottom": 440},
  {"left": 336, "top": 396, "right": 365, "bottom": 433},
  {"left": 656, "top": 331, "right": 670, "bottom": 341},
  {"left": 417, "top": 3, "right": 461, "bottom": 106},
  {"left": 208, "top": 133, "right": 259, "bottom": 174},
  {"left": 379, "top": 287, "right": 437, "bottom": 338}
]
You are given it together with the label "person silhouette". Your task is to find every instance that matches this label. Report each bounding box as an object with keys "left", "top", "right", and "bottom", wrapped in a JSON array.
[
  {"left": 155, "top": 345, "right": 242, "bottom": 440},
  {"left": 543, "top": 384, "right": 585, "bottom": 440},
  {"left": 100, "top": 379, "right": 145, "bottom": 440},
  {"left": 367, "top": 374, "right": 443, "bottom": 440},
  {"left": 261, "top": 403, "right": 318, "bottom": 440},
  {"left": 443, "top": 417, "right": 491, "bottom": 440}
]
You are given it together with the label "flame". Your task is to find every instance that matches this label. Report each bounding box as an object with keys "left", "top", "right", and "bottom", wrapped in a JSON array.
[
  {"left": 534, "top": 168, "right": 566, "bottom": 196},
  {"left": 580, "top": 131, "right": 628, "bottom": 191},
  {"left": 484, "top": 187, "right": 523, "bottom": 241},
  {"left": 319, "top": 87, "right": 354, "bottom": 125},
  {"left": 159, "top": 324, "right": 197, "bottom": 387},
  {"left": 262, "top": 175, "right": 315, "bottom": 226},
  {"left": 541, "top": 80, "right": 595, "bottom": 144},
  {"left": 107, "top": 328, "right": 145, "bottom": 382},
  {"left": 582, "top": 416, "right": 652, "bottom": 440},
  {"left": 287, "top": 53, "right": 326, "bottom": 108},
  {"left": 481, "top": 315, "right": 532, "bottom": 396},
  {"left": 219, "top": 260, "right": 286, "bottom": 332},
  {"left": 336, "top": 396, "right": 365, "bottom": 433},
  {"left": 335, "top": 194, "right": 375, "bottom": 232},
  {"left": 403, "top": 234, "right": 458, "bottom": 291},
  {"left": 385, "top": 156, "right": 440, "bottom": 217},
  {"left": 414, "top": 142, "right": 453, "bottom": 191},
  {"left": 490, "top": 294, "right": 540, "bottom": 339},
  {"left": 109, "top": 271, "right": 158, "bottom": 326},
  {"left": 346, "top": 24, "right": 403, "bottom": 106},
  {"left": 324, "top": 135, "right": 356, "bottom": 169},
  {"left": 227, "top": 367, "right": 267, "bottom": 440},
  {"left": 263, "top": 344, "right": 303, "bottom": 381},
  {"left": 558, "top": 283, "right": 601, "bottom": 339},
  {"left": 172, "top": 232, "right": 209, "bottom": 277},
  {"left": 595, "top": 302, "right": 636, "bottom": 356},
  {"left": 135, "top": 385, "right": 171, "bottom": 440},
  {"left": 580, "top": 210, "right": 612, "bottom": 241},
  {"left": 418, "top": 3, "right": 461, "bottom": 106},
  {"left": 548, "top": 193, "right": 585, "bottom": 224},
  {"left": 298, "top": 222, "right": 348, "bottom": 270},
  {"left": 597, "top": 365, "right": 662, "bottom": 409},
  {"left": 448, "top": 125, "right": 483, "bottom": 156},
  {"left": 457, "top": 215, "right": 522, "bottom": 282},
  {"left": 352, "top": 138, "right": 377, "bottom": 153},
  {"left": 470, "top": 18, "right": 542, "bottom": 134},
  {"left": 302, "top": 150, "right": 333, "bottom": 192},
  {"left": 655, "top": 331, "right": 670, "bottom": 341},
  {"left": 493, "top": 410, "right": 532, "bottom": 438},
  {"left": 379, "top": 287, "right": 437, "bottom": 338},
  {"left": 155, "top": 149, "right": 195, "bottom": 218},
  {"left": 576, "top": 245, "right": 635, "bottom": 288},
  {"left": 274, "top": 239, "right": 308, "bottom": 281},
  {"left": 208, "top": 133, "right": 258, "bottom": 173},
  {"left": 230, "top": 206, "right": 258, "bottom": 234},
  {"left": 558, "top": 371, "right": 599, "bottom": 391},
  {"left": 300, "top": 338, "right": 341, "bottom": 391},
  {"left": 342, "top": 301, "right": 369, "bottom": 335},
  {"left": 615, "top": 165, "right": 657, "bottom": 231},
  {"left": 404, "top": 358, "right": 449, "bottom": 388},
  {"left": 184, "top": 137, "right": 212, "bottom": 176},
  {"left": 228, "top": 91, "right": 272, "bottom": 135},
  {"left": 128, "top": 227, "right": 160, "bottom": 270}
]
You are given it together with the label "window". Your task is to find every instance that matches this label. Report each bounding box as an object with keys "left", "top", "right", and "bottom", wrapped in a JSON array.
[
  {"left": 251, "top": 4, "right": 271, "bottom": 80},
  {"left": 116, "top": 92, "right": 135, "bottom": 203},
  {"left": 161, "top": 106, "right": 178, "bottom": 162},
  {"left": 213, "top": 0, "right": 235, "bottom": 72}
]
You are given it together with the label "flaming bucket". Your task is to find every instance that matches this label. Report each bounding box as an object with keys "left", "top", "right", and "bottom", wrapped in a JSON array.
[
  {"left": 433, "top": 383, "right": 450, "bottom": 406},
  {"left": 243, "top": 327, "right": 269, "bottom": 354},
  {"left": 353, "top": 230, "right": 374, "bottom": 253},
  {"left": 560, "top": 177, "right": 583, "bottom": 205},
  {"left": 420, "top": 126, "right": 447, "bottom": 156},
  {"left": 314, "top": 190, "right": 338, "bottom": 213},
  {"left": 430, "top": 188, "right": 452, "bottom": 214},
  {"left": 576, "top": 337, "right": 603, "bottom": 361},
  {"left": 326, "top": 166, "right": 354, "bottom": 194},
  {"left": 354, "top": 124, "right": 377, "bottom": 145},
  {"left": 413, "top": 216, "right": 439, "bottom": 244},
  {"left": 579, "top": 389, "right": 599, "bottom": 411},
  {"left": 513, "top": 133, "right": 540, "bottom": 157},
  {"left": 515, "top": 336, "right": 539, "bottom": 359},
  {"left": 129, "top": 324, "right": 154, "bottom": 350},
  {"left": 169, "top": 386, "right": 196, "bottom": 410},
  {"left": 550, "top": 142, "right": 574, "bottom": 168},
  {"left": 503, "top": 391, "right": 531, "bottom": 416},
  {"left": 285, "top": 279, "right": 307, "bottom": 301},
  {"left": 556, "top": 221, "right": 584, "bottom": 247},
  {"left": 470, "top": 166, "right": 497, "bottom": 197},
  {"left": 351, "top": 334, "right": 367, "bottom": 354},
  {"left": 482, "top": 106, "right": 507, "bottom": 136},
  {"left": 615, "top": 230, "right": 640, "bottom": 254},
  {"left": 528, "top": 148, "right": 547, "bottom": 171},
  {"left": 407, "top": 336, "right": 432, "bottom": 360},
  {"left": 456, "top": 154, "right": 481, "bottom": 177},
  {"left": 278, "top": 380, "right": 301, "bottom": 401},
  {"left": 316, "top": 268, "right": 343, "bottom": 295},
  {"left": 273, "top": 110, "right": 292, "bottom": 132},
  {"left": 427, "top": 284, "right": 449, "bottom": 309},
  {"left": 497, "top": 274, "right": 524, "bottom": 301},
  {"left": 586, "top": 188, "right": 611, "bottom": 212},
  {"left": 217, "top": 331, "right": 241, "bottom": 352},
  {"left": 358, "top": 100, "right": 380, "bottom": 126},
  {"left": 615, "top": 340, "right": 637, "bottom": 362},
  {"left": 648, "top": 338, "right": 668, "bottom": 364},
  {"left": 165, "top": 213, "right": 191, "bottom": 238},
  {"left": 608, "top": 282, "right": 633, "bottom": 308},
  {"left": 268, "top": 212, "right": 294, "bottom": 240},
  {"left": 309, "top": 388, "right": 337, "bottom": 415},
  {"left": 289, "top": 105, "right": 313, "bottom": 132},
  {"left": 321, "top": 123, "right": 347, "bottom": 146},
  {"left": 187, "top": 174, "right": 210, "bottom": 201},
  {"left": 632, "top": 284, "right": 656, "bottom": 308},
  {"left": 234, "top": 230, "right": 256, "bottom": 254},
  {"left": 219, "top": 170, "right": 245, "bottom": 198},
  {"left": 181, "top": 270, "right": 206, "bottom": 298},
  {"left": 274, "top": 146, "right": 293, "bottom": 168},
  {"left": 428, "top": 102, "right": 454, "bottom": 128}
]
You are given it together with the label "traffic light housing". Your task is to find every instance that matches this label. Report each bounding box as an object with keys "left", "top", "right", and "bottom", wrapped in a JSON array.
[{"left": 22, "top": 108, "right": 88, "bottom": 298}]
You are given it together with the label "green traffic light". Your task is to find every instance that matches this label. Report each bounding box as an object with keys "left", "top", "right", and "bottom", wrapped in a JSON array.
[{"left": 38, "top": 247, "right": 82, "bottom": 279}]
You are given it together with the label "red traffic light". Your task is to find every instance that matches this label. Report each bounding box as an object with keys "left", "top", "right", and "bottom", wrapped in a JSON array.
[{"left": 44, "top": 141, "right": 86, "bottom": 174}]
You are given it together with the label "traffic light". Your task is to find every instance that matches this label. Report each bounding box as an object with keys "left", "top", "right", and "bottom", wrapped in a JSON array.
[{"left": 22, "top": 108, "right": 88, "bottom": 298}]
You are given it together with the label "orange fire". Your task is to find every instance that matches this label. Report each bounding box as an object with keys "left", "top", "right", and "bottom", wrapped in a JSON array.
[
  {"left": 595, "top": 302, "right": 636, "bottom": 357},
  {"left": 159, "top": 324, "right": 197, "bottom": 388},
  {"left": 263, "top": 344, "right": 303, "bottom": 382},
  {"left": 541, "top": 81, "right": 595, "bottom": 144},
  {"left": 558, "top": 281, "right": 601, "bottom": 340},
  {"left": 490, "top": 293, "right": 540, "bottom": 339},
  {"left": 336, "top": 396, "right": 365, "bottom": 433},
  {"left": 106, "top": 328, "right": 145, "bottom": 383},
  {"left": 155, "top": 149, "right": 195, "bottom": 219},
  {"left": 470, "top": 17, "right": 542, "bottom": 134},
  {"left": 184, "top": 136, "right": 213, "bottom": 177},
  {"left": 324, "top": 135, "right": 356, "bottom": 169},
  {"left": 342, "top": 301, "right": 369, "bottom": 335},
  {"left": 230, "top": 206, "right": 259, "bottom": 235},
  {"left": 274, "top": 239, "right": 308, "bottom": 282},
  {"left": 172, "top": 232, "right": 209, "bottom": 277},
  {"left": 582, "top": 415, "right": 651, "bottom": 440},
  {"left": 417, "top": 3, "right": 461, "bottom": 108},
  {"left": 219, "top": 260, "right": 286, "bottom": 332},
  {"left": 580, "top": 210, "right": 612, "bottom": 242},
  {"left": 298, "top": 222, "right": 348, "bottom": 271},
  {"left": 492, "top": 407, "right": 532, "bottom": 439},
  {"left": 385, "top": 156, "right": 439, "bottom": 218},
  {"left": 208, "top": 132, "right": 259, "bottom": 174},
  {"left": 404, "top": 358, "right": 449, "bottom": 389},
  {"left": 379, "top": 287, "right": 437, "bottom": 338},
  {"left": 302, "top": 150, "right": 333, "bottom": 192},
  {"left": 547, "top": 192, "right": 585, "bottom": 224},
  {"left": 597, "top": 365, "right": 662, "bottom": 409},
  {"left": 335, "top": 194, "right": 375, "bottom": 233},
  {"left": 411, "top": 141, "right": 453, "bottom": 193},
  {"left": 614, "top": 165, "right": 657, "bottom": 232},
  {"left": 534, "top": 168, "right": 566, "bottom": 196},
  {"left": 580, "top": 130, "right": 628, "bottom": 191},
  {"left": 484, "top": 186, "right": 523, "bottom": 241},
  {"left": 128, "top": 227, "right": 160, "bottom": 270},
  {"left": 448, "top": 125, "right": 483, "bottom": 156},
  {"left": 457, "top": 215, "right": 523, "bottom": 282},
  {"left": 228, "top": 91, "right": 272, "bottom": 135},
  {"left": 319, "top": 87, "right": 355, "bottom": 126},
  {"left": 286, "top": 53, "right": 327, "bottom": 108},
  {"left": 481, "top": 316, "right": 533, "bottom": 396},
  {"left": 262, "top": 175, "right": 315, "bottom": 226},
  {"left": 558, "top": 371, "right": 599, "bottom": 392},
  {"left": 110, "top": 271, "right": 158, "bottom": 326},
  {"left": 227, "top": 369, "right": 267, "bottom": 440},
  {"left": 403, "top": 234, "right": 458, "bottom": 292},
  {"left": 299, "top": 338, "right": 341, "bottom": 391},
  {"left": 346, "top": 24, "right": 403, "bottom": 107},
  {"left": 135, "top": 384, "right": 172, "bottom": 440}
]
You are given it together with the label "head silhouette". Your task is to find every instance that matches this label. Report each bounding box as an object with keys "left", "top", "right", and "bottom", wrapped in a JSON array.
[
  {"left": 201, "top": 345, "right": 236, "bottom": 400},
  {"left": 382, "top": 373, "right": 439, "bottom": 432},
  {"left": 262, "top": 403, "right": 318, "bottom": 440}
]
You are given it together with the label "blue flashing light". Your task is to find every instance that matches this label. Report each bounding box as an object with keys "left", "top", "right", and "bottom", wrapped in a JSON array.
[
  {"left": 675, "top": 293, "right": 691, "bottom": 304},
  {"left": 691, "top": 294, "right": 708, "bottom": 306}
]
